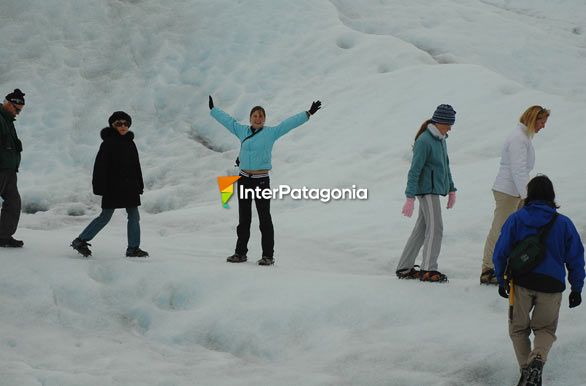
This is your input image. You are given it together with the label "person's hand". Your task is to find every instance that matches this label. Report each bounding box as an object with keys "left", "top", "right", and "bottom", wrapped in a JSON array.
[
  {"left": 308, "top": 100, "right": 321, "bottom": 115},
  {"left": 402, "top": 197, "right": 415, "bottom": 217},
  {"left": 569, "top": 291, "right": 582, "bottom": 308},
  {"left": 209, "top": 95, "right": 214, "bottom": 110},
  {"left": 447, "top": 191, "right": 456, "bottom": 209},
  {"left": 498, "top": 285, "right": 509, "bottom": 299}
]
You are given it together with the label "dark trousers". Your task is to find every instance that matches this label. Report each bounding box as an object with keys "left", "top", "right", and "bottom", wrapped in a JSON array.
[
  {"left": 0, "top": 170, "right": 21, "bottom": 239},
  {"left": 235, "top": 175, "right": 274, "bottom": 257},
  {"left": 78, "top": 207, "right": 141, "bottom": 249}
]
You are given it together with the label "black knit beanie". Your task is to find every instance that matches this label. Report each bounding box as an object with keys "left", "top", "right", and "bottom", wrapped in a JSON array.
[
  {"left": 5, "top": 89, "right": 25, "bottom": 105},
  {"left": 108, "top": 111, "right": 132, "bottom": 127}
]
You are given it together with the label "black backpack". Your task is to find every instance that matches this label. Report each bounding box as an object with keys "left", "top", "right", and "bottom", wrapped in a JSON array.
[{"left": 506, "top": 213, "right": 558, "bottom": 278}]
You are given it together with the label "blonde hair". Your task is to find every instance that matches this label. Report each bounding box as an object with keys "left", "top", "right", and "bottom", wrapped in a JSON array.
[{"left": 519, "top": 105, "right": 550, "bottom": 137}]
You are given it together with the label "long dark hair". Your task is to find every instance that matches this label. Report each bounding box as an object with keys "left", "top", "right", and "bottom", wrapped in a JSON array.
[
  {"left": 415, "top": 119, "right": 432, "bottom": 141},
  {"left": 524, "top": 175, "right": 559, "bottom": 208}
]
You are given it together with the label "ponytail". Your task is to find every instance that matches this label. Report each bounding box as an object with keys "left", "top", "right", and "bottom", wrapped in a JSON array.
[{"left": 415, "top": 119, "right": 432, "bottom": 141}]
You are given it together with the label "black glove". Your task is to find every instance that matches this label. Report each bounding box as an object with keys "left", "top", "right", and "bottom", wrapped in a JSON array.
[
  {"left": 209, "top": 95, "right": 214, "bottom": 110},
  {"left": 308, "top": 100, "right": 321, "bottom": 115},
  {"left": 498, "top": 285, "right": 509, "bottom": 299},
  {"left": 569, "top": 291, "right": 582, "bottom": 308}
]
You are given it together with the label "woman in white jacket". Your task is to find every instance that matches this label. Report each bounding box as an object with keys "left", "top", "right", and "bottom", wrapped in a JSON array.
[{"left": 480, "top": 106, "right": 550, "bottom": 284}]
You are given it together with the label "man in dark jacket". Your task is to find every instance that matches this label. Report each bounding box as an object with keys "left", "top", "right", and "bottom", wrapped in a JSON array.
[
  {"left": 70, "top": 111, "right": 148, "bottom": 258},
  {"left": 493, "top": 175, "right": 585, "bottom": 386},
  {"left": 0, "top": 89, "right": 26, "bottom": 248}
]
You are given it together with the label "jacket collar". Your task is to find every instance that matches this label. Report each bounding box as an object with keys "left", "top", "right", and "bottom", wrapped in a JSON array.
[
  {"left": 517, "top": 122, "right": 531, "bottom": 138},
  {"left": 0, "top": 105, "right": 15, "bottom": 122},
  {"left": 100, "top": 126, "right": 135, "bottom": 141},
  {"left": 427, "top": 123, "right": 446, "bottom": 140}
]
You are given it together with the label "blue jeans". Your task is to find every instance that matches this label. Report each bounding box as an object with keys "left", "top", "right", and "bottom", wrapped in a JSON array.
[{"left": 79, "top": 207, "right": 140, "bottom": 249}]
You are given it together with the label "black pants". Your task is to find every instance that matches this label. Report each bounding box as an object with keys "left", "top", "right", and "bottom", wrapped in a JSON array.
[
  {"left": 235, "top": 175, "right": 274, "bottom": 258},
  {"left": 0, "top": 170, "right": 21, "bottom": 239}
]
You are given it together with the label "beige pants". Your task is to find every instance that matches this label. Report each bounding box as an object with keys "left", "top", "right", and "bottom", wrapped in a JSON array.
[
  {"left": 509, "top": 285, "right": 562, "bottom": 367},
  {"left": 482, "top": 190, "right": 523, "bottom": 271}
]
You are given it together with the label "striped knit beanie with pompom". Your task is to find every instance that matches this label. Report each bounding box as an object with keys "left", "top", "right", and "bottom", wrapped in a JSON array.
[{"left": 431, "top": 104, "right": 456, "bottom": 125}]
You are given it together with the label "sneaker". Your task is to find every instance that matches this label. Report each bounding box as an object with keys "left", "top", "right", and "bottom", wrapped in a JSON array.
[
  {"left": 396, "top": 265, "right": 420, "bottom": 279},
  {"left": 257, "top": 256, "right": 274, "bottom": 266},
  {"left": 480, "top": 268, "right": 499, "bottom": 285},
  {"left": 0, "top": 237, "right": 24, "bottom": 248},
  {"left": 126, "top": 247, "right": 149, "bottom": 258},
  {"left": 71, "top": 238, "right": 91, "bottom": 257},
  {"left": 525, "top": 356, "right": 544, "bottom": 386},
  {"left": 226, "top": 253, "right": 247, "bottom": 263},
  {"left": 419, "top": 270, "right": 448, "bottom": 283}
]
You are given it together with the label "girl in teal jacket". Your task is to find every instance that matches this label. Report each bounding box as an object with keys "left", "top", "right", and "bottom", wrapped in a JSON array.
[
  {"left": 209, "top": 96, "right": 321, "bottom": 266},
  {"left": 396, "top": 104, "right": 457, "bottom": 282}
]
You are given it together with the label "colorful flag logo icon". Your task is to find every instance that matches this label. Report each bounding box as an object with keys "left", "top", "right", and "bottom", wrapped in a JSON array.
[{"left": 217, "top": 176, "right": 241, "bottom": 208}]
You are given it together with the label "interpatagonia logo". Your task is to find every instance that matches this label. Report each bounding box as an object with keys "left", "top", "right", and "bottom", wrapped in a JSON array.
[
  {"left": 217, "top": 175, "right": 368, "bottom": 208},
  {"left": 217, "top": 176, "right": 241, "bottom": 208}
]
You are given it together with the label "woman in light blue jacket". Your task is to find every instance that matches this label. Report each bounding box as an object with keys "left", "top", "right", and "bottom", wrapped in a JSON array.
[
  {"left": 209, "top": 96, "right": 321, "bottom": 266},
  {"left": 396, "top": 104, "right": 457, "bottom": 282}
]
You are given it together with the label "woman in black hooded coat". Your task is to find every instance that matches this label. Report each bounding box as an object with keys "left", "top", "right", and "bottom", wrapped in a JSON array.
[{"left": 70, "top": 111, "right": 148, "bottom": 257}]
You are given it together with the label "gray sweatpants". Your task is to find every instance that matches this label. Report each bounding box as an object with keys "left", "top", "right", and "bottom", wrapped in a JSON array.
[
  {"left": 0, "top": 170, "right": 21, "bottom": 239},
  {"left": 397, "top": 194, "right": 443, "bottom": 272}
]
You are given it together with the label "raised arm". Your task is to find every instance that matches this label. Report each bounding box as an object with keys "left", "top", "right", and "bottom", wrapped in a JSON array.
[
  {"left": 209, "top": 95, "right": 249, "bottom": 140},
  {"left": 271, "top": 100, "right": 321, "bottom": 140}
]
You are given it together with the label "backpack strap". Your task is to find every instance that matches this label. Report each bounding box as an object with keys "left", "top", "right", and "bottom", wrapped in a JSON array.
[
  {"left": 538, "top": 213, "right": 558, "bottom": 242},
  {"left": 235, "top": 127, "right": 263, "bottom": 167},
  {"left": 242, "top": 127, "right": 263, "bottom": 144}
]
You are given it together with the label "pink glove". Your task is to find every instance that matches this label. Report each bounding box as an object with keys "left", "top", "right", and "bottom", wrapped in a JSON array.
[
  {"left": 402, "top": 197, "right": 415, "bottom": 217},
  {"left": 447, "top": 191, "right": 456, "bottom": 209}
]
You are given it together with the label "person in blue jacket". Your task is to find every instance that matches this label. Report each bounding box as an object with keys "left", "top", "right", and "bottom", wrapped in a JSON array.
[
  {"left": 209, "top": 95, "right": 321, "bottom": 266},
  {"left": 493, "top": 175, "right": 584, "bottom": 386},
  {"left": 396, "top": 104, "right": 457, "bottom": 282}
]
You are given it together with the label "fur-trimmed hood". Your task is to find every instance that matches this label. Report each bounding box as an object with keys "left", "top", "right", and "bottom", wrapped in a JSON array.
[{"left": 100, "top": 126, "right": 135, "bottom": 141}]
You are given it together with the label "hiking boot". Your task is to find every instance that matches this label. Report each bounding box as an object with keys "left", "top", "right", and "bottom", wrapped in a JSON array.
[
  {"left": 0, "top": 236, "right": 24, "bottom": 248},
  {"left": 126, "top": 247, "right": 149, "bottom": 258},
  {"left": 525, "top": 356, "right": 543, "bottom": 386},
  {"left": 257, "top": 256, "right": 274, "bottom": 266},
  {"left": 396, "top": 265, "right": 420, "bottom": 279},
  {"left": 516, "top": 367, "right": 529, "bottom": 386},
  {"left": 480, "top": 268, "right": 499, "bottom": 285},
  {"left": 420, "top": 270, "right": 448, "bottom": 283},
  {"left": 226, "top": 253, "right": 247, "bottom": 263},
  {"left": 71, "top": 238, "right": 91, "bottom": 257}
]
